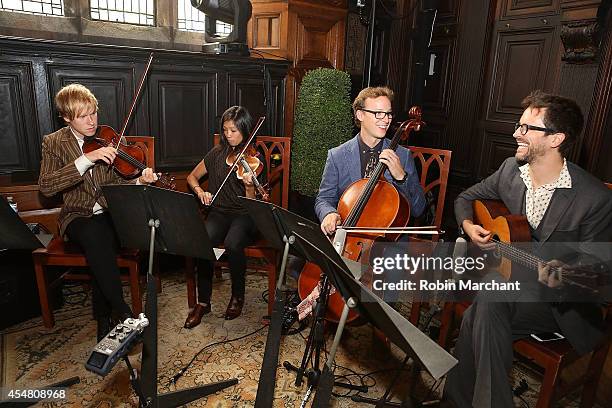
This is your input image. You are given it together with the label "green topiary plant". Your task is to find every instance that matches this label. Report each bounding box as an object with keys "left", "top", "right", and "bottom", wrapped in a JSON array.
[{"left": 291, "top": 68, "right": 353, "bottom": 197}]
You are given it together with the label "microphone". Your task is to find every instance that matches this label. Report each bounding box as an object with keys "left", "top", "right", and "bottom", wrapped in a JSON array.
[
  {"left": 452, "top": 236, "right": 467, "bottom": 276},
  {"left": 85, "top": 314, "right": 149, "bottom": 376}
]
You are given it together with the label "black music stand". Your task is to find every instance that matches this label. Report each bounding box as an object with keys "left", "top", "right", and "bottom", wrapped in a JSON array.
[
  {"left": 288, "top": 229, "right": 458, "bottom": 407},
  {"left": 0, "top": 196, "right": 46, "bottom": 250},
  {"left": 0, "top": 196, "right": 80, "bottom": 407},
  {"left": 241, "top": 197, "right": 366, "bottom": 407},
  {"left": 240, "top": 197, "right": 294, "bottom": 408},
  {"left": 101, "top": 185, "right": 238, "bottom": 408}
]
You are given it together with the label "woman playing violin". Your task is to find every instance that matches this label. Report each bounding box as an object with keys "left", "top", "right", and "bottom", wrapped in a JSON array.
[
  {"left": 185, "top": 106, "right": 266, "bottom": 327},
  {"left": 38, "top": 84, "right": 158, "bottom": 342}
]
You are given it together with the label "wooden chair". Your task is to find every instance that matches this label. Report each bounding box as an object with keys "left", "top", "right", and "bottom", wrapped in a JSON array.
[
  {"left": 438, "top": 182, "right": 612, "bottom": 407},
  {"left": 408, "top": 145, "right": 452, "bottom": 241},
  {"left": 405, "top": 146, "right": 452, "bottom": 325},
  {"left": 31, "top": 136, "right": 156, "bottom": 328},
  {"left": 184, "top": 136, "right": 291, "bottom": 315}
]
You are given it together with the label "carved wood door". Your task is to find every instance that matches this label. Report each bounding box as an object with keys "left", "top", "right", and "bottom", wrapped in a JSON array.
[{"left": 475, "top": 0, "right": 562, "bottom": 179}]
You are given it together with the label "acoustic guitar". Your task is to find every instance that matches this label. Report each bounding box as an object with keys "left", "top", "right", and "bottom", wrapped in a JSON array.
[{"left": 473, "top": 199, "right": 609, "bottom": 294}]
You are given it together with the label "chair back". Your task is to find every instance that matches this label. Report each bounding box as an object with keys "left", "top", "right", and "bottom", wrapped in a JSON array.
[
  {"left": 408, "top": 146, "right": 452, "bottom": 233},
  {"left": 213, "top": 135, "right": 291, "bottom": 208}
]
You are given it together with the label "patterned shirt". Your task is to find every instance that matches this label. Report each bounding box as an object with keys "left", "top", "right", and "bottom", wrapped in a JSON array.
[
  {"left": 358, "top": 137, "right": 382, "bottom": 178},
  {"left": 519, "top": 159, "right": 572, "bottom": 229}
]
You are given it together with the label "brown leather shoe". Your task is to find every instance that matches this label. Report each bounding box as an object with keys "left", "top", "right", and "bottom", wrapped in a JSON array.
[
  {"left": 184, "top": 303, "right": 211, "bottom": 328},
  {"left": 224, "top": 296, "right": 244, "bottom": 320}
]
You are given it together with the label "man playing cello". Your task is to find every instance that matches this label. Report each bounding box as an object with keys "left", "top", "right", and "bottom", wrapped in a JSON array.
[{"left": 316, "top": 86, "right": 426, "bottom": 234}]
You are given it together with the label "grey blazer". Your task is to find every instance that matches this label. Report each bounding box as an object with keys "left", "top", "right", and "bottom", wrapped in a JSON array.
[{"left": 455, "top": 157, "right": 612, "bottom": 354}]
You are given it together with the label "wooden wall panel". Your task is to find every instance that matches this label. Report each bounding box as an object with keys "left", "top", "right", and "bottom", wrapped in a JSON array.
[
  {"left": 47, "top": 63, "right": 134, "bottom": 131},
  {"left": 0, "top": 62, "right": 39, "bottom": 177},
  {"left": 228, "top": 72, "right": 285, "bottom": 137},
  {"left": 501, "top": 0, "right": 560, "bottom": 18},
  {"left": 486, "top": 27, "right": 557, "bottom": 123},
  {"left": 249, "top": 0, "right": 347, "bottom": 137},
  {"left": 0, "top": 37, "right": 288, "bottom": 185},
  {"left": 149, "top": 70, "right": 217, "bottom": 169}
]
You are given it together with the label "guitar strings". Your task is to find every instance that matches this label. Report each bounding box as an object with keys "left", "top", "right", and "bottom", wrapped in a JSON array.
[{"left": 489, "top": 238, "right": 592, "bottom": 290}]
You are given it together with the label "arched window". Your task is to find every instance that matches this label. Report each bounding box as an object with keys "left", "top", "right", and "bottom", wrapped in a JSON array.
[
  {"left": 90, "top": 0, "right": 155, "bottom": 26},
  {"left": 0, "top": 0, "right": 63, "bottom": 16}
]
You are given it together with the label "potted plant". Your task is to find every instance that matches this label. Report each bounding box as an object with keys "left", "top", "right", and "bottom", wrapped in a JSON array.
[{"left": 290, "top": 68, "right": 353, "bottom": 220}]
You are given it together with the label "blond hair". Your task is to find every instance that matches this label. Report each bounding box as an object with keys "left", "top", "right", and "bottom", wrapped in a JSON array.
[
  {"left": 55, "top": 83, "right": 98, "bottom": 121},
  {"left": 352, "top": 86, "right": 394, "bottom": 126}
]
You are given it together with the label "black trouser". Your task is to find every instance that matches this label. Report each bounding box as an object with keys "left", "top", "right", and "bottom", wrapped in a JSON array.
[
  {"left": 196, "top": 209, "right": 257, "bottom": 304},
  {"left": 65, "top": 213, "right": 132, "bottom": 320},
  {"left": 443, "top": 281, "right": 560, "bottom": 408}
]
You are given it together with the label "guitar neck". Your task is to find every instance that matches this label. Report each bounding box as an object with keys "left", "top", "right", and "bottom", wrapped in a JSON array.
[{"left": 494, "top": 240, "right": 543, "bottom": 272}]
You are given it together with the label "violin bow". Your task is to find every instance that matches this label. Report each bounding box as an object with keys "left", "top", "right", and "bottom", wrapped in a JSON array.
[
  {"left": 108, "top": 52, "right": 155, "bottom": 171},
  {"left": 209, "top": 116, "right": 266, "bottom": 207}
]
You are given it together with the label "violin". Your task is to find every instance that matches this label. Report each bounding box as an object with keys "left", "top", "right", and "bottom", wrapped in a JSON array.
[
  {"left": 83, "top": 125, "right": 176, "bottom": 190},
  {"left": 225, "top": 145, "right": 269, "bottom": 201},
  {"left": 209, "top": 116, "right": 266, "bottom": 206},
  {"left": 82, "top": 52, "right": 176, "bottom": 190}
]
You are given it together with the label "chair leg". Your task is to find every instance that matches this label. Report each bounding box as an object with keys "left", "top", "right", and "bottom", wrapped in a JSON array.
[
  {"left": 33, "top": 260, "right": 54, "bottom": 328},
  {"left": 580, "top": 344, "right": 610, "bottom": 408},
  {"left": 185, "top": 257, "right": 196, "bottom": 309},
  {"left": 438, "top": 302, "right": 455, "bottom": 348},
  {"left": 128, "top": 261, "right": 142, "bottom": 315},
  {"left": 536, "top": 360, "right": 562, "bottom": 408}
]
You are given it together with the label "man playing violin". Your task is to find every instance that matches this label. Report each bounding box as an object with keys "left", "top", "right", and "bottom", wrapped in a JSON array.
[
  {"left": 316, "top": 86, "right": 426, "bottom": 234},
  {"left": 184, "top": 106, "right": 265, "bottom": 328},
  {"left": 443, "top": 91, "right": 612, "bottom": 408},
  {"left": 38, "top": 83, "right": 158, "bottom": 342}
]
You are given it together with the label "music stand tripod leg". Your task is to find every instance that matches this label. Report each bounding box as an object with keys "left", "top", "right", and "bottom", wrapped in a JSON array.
[
  {"left": 287, "top": 273, "right": 332, "bottom": 387},
  {"left": 254, "top": 234, "right": 294, "bottom": 408},
  {"left": 137, "top": 219, "right": 238, "bottom": 408},
  {"left": 312, "top": 297, "right": 358, "bottom": 408}
]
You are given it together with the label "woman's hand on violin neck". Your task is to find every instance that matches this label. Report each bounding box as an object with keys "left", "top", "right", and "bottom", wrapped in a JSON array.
[
  {"left": 85, "top": 146, "right": 117, "bottom": 164},
  {"left": 379, "top": 149, "right": 405, "bottom": 180},
  {"left": 138, "top": 168, "right": 159, "bottom": 184},
  {"left": 242, "top": 173, "right": 255, "bottom": 186},
  {"left": 321, "top": 212, "right": 342, "bottom": 235},
  {"left": 197, "top": 189, "right": 213, "bottom": 206}
]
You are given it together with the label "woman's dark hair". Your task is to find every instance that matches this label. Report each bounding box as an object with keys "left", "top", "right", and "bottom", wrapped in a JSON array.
[{"left": 219, "top": 106, "right": 253, "bottom": 149}]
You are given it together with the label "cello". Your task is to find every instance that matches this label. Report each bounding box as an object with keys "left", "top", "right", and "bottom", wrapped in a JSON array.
[{"left": 297, "top": 107, "right": 425, "bottom": 323}]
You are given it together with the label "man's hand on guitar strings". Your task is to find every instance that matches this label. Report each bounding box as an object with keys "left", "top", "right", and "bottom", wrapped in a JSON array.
[
  {"left": 462, "top": 220, "right": 496, "bottom": 250},
  {"left": 538, "top": 260, "right": 564, "bottom": 288}
]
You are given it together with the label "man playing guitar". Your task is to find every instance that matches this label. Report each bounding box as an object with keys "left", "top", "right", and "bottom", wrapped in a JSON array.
[{"left": 443, "top": 91, "right": 612, "bottom": 408}]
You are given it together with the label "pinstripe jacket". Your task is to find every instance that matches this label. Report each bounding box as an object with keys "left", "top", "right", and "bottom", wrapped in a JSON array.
[{"left": 38, "top": 126, "right": 135, "bottom": 237}]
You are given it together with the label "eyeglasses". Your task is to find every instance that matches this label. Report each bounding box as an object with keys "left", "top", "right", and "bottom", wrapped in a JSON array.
[
  {"left": 514, "top": 122, "right": 555, "bottom": 135},
  {"left": 361, "top": 109, "right": 393, "bottom": 120}
]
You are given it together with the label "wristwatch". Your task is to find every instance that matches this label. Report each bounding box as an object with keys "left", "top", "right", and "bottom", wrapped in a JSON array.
[{"left": 395, "top": 172, "right": 408, "bottom": 184}]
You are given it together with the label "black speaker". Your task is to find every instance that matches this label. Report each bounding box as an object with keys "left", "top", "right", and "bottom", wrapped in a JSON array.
[{"left": 0, "top": 249, "right": 61, "bottom": 329}]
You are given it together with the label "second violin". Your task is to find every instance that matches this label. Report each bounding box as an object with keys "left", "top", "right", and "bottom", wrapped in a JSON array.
[{"left": 226, "top": 145, "right": 269, "bottom": 201}]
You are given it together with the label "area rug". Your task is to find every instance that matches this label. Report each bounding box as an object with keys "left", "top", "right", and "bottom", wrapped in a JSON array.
[{"left": 0, "top": 268, "right": 594, "bottom": 407}]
